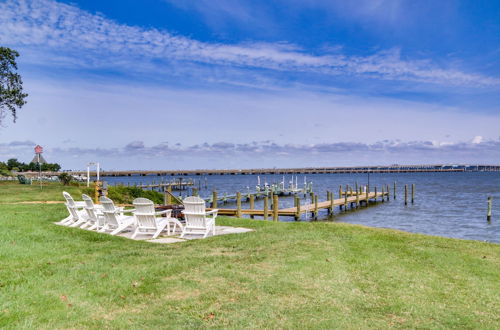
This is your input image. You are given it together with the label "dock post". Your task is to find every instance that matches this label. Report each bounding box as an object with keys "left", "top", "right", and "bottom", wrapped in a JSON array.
[
  {"left": 394, "top": 182, "right": 396, "bottom": 199},
  {"left": 212, "top": 191, "right": 218, "bottom": 209},
  {"left": 386, "top": 184, "right": 390, "bottom": 201},
  {"left": 330, "top": 191, "right": 335, "bottom": 214},
  {"left": 487, "top": 196, "right": 492, "bottom": 221},
  {"left": 249, "top": 195, "right": 255, "bottom": 219},
  {"left": 344, "top": 190, "right": 348, "bottom": 211},
  {"left": 365, "top": 186, "right": 369, "bottom": 206},
  {"left": 313, "top": 195, "right": 318, "bottom": 219},
  {"left": 356, "top": 188, "right": 360, "bottom": 208},
  {"left": 295, "top": 195, "right": 301, "bottom": 220},
  {"left": 374, "top": 186, "right": 377, "bottom": 202},
  {"left": 381, "top": 186, "right": 384, "bottom": 203},
  {"left": 273, "top": 194, "right": 279, "bottom": 222},
  {"left": 236, "top": 192, "right": 242, "bottom": 218},
  {"left": 349, "top": 187, "right": 353, "bottom": 207},
  {"left": 327, "top": 191, "right": 333, "bottom": 214},
  {"left": 339, "top": 185, "right": 343, "bottom": 210},
  {"left": 355, "top": 182, "right": 358, "bottom": 196},
  {"left": 166, "top": 185, "right": 172, "bottom": 205},
  {"left": 404, "top": 185, "right": 408, "bottom": 205},
  {"left": 263, "top": 197, "right": 269, "bottom": 220},
  {"left": 411, "top": 184, "right": 415, "bottom": 204}
]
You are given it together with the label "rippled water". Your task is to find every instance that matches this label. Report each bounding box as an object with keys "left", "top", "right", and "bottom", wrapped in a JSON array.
[{"left": 104, "top": 172, "right": 500, "bottom": 243}]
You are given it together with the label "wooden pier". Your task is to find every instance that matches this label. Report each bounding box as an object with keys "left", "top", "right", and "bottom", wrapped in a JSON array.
[{"left": 207, "top": 188, "right": 390, "bottom": 220}]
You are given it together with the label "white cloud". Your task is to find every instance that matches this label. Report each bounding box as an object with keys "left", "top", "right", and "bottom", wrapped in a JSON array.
[
  {"left": 471, "top": 136, "right": 483, "bottom": 144},
  {"left": 0, "top": 0, "right": 498, "bottom": 87}
]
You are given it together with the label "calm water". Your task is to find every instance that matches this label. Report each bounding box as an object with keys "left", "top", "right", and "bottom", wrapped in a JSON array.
[{"left": 103, "top": 172, "right": 500, "bottom": 243}]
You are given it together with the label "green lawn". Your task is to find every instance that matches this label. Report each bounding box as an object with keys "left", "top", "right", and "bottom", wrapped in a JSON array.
[
  {"left": 0, "top": 183, "right": 499, "bottom": 328},
  {"left": 0, "top": 181, "right": 83, "bottom": 203}
]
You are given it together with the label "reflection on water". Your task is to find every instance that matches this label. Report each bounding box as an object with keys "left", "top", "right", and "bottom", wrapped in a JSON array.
[{"left": 104, "top": 172, "right": 500, "bottom": 243}]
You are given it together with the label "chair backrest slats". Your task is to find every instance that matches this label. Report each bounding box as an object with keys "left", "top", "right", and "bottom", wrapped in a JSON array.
[
  {"left": 63, "top": 191, "right": 80, "bottom": 221},
  {"left": 100, "top": 196, "right": 119, "bottom": 227},
  {"left": 133, "top": 198, "right": 157, "bottom": 229},
  {"left": 183, "top": 196, "right": 207, "bottom": 228},
  {"left": 82, "top": 194, "right": 98, "bottom": 223}
]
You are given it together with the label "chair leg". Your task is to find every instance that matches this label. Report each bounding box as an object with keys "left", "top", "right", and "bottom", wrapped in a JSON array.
[
  {"left": 131, "top": 227, "right": 140, "bottom": 239},
  {"left": 110, "top": 223, "right": 132, "bottom": 236}
]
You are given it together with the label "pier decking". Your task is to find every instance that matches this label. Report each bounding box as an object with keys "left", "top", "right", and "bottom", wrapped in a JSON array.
[{"left": 208, "top": 189, "right": 390, "bottom": 220}]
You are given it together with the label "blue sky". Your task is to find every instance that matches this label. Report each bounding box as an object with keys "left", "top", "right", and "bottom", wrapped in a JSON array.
[{"left": 0, "top": 0, "right": 499, "bottom": 170}]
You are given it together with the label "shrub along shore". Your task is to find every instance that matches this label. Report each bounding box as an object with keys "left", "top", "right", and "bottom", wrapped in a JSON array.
[{"left": 0, "top": 182, "right": 499, "bottom": 328}]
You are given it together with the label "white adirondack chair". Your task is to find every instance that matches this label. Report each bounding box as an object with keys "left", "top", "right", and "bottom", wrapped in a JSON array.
[
  {"left": 181, "top": 196, "right": 217, "bottom": 238},
  {"left": 80, "top": 194, "right": 102, "bottom": 230},
  {"left": 131, "top": 198, "right": 184, "bottom": 239},
  {"left": 99, "top": 197, "right": 136, "bottom": 235},
  {"left": 60, "top": 191, "right": 86, "bottom": 227}
]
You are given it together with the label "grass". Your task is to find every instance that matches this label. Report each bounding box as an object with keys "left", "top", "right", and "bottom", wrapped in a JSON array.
[{"left": 0, "top": 183, "right": 499, "bottom": 328}]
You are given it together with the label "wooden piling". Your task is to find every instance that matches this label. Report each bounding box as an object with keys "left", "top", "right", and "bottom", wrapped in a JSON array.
[
  {"left": 404, "top": 184, "right": 408, "bottom": 205},
  {"left": 249, "top": 194, "right": 255, "bottom": 209},
  {"left": 339, "top": 185, "right": 343, "bottom": 209},
  {"left": 374, "top": 186, "right": 377, "bottom": 202},
  {"left": 411, "top": 184, "right": 415, "bottom": 204},
  {"left": 263, "top": 197, "right": 269, "bottom": 220},
  {"left": 386, "top": 184, "right": 390, "bottom": 201},
  {"left": 381, "top": 186, "right": 384, "bottom": 202},
  {"left": 328, "top": 191, "right": 333, "bottom": 214},
  {"left": 273, "top": 194, "right": 279, "bottom": 221},
  {"left": 166, "top": 185, "right": 172, "bottom": 205},
  {"left": 344, "top": 190, "right": 348, "bottom": 211},
  {"left": 314, "top": 195, "right": 318, "bottom": 219},
  {"left": 394, "top": 182, "right": 396, "bottom": 199},
  {"left": 356, "top": 188, "right": 360, "bottom": 208},
  {"left": 365, "top": 186, "right": 369, "bottom": 206},
  {"left": 236, "top": 192, "right": 242, "bottom": 218},
  {"left": 295, "top": 195, "right": 301, "bottom": 220},
  {"left": 212, "top": 191, "right": 218, "bottom": 209},
  {"left": 487, "top": 196, "right": 492, "bottom": 221}
]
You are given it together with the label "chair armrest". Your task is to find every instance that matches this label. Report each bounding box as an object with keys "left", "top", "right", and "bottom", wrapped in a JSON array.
[
  {"left": 156, "top": 209, "right": 172, "bottom": 216},
  {"left": 206, "top": 209, "right": 218, "bottom": 218}
]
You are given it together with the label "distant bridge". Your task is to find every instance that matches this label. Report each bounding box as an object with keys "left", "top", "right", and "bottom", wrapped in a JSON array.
[{"left": 22, "top": 164, "right": 500, "bottom": 177}]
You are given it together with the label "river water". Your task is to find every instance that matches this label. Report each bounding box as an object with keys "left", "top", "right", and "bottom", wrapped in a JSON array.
[{"left": 103, "top": 172, "right": 500, "bottom": 243}]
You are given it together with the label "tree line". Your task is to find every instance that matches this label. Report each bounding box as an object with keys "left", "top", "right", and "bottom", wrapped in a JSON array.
[{"left": 0, "top": 158, "right": 61, "bottom": 172}]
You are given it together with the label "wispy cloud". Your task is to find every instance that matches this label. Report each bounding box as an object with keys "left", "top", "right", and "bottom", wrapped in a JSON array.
[
  {"left": 0, "top": 0, "right": 498, "bottom": 87},
  {"left": 4, "top": 138, "right": 499, "bottom": 168}
]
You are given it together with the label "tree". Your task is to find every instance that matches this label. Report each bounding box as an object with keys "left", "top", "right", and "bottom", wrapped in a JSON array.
[
  {"left": 6, "top": 158, "right": 21, "bottom": 170},
  {"left": 0, "top": 47, "right": 28, "bottom": 123},
  {"left": 58, "top": 173, "right": 73, "bottom": 186}
]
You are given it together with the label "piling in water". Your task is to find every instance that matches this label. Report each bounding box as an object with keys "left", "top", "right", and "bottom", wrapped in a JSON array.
[
  {"left": 344, "top": 190, "right": 348, "bottom": 211},
  {"left": 411, "top": 184, "right": 415, "bottom": 204},
  {"left": 273, "top": 194, "right": 279, "bottom": 221},
  {"left": 394, "top": 182, "right": 397, "bottom": 200},
  {"left": 295, "top": 195, "right": 301, "bottom": 220},
  {"left": 487, "top": 196, "right": 492, "bottom": 221},
  {"left": 404, "top": 185, "right": 408, "bottom": 205},
  {"left": 236, "top": 192, "right": 242, "bottom": 218},
  {"left": 212, "top": 191, "right": 218, "bottom": 209},
  {"left": 314, "top": 195, "right": 318, "bottom": 219},
  {"left": 263, "top": 196, "right": 269, "bottom": 220}
]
